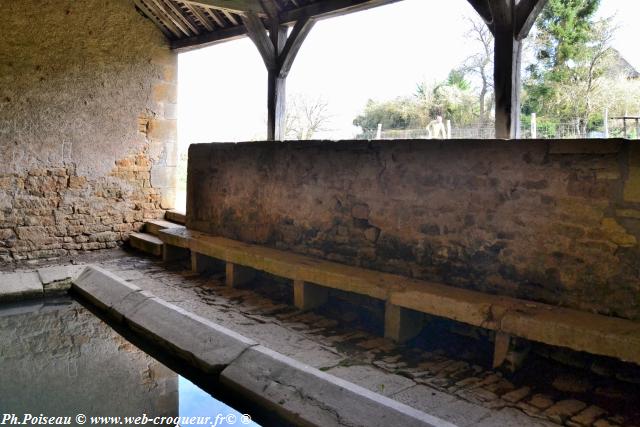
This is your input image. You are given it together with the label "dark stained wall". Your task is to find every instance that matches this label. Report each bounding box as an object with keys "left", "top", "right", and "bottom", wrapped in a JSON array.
[{"left": 188, "top": 140, "right": 640, "bottom": 321}]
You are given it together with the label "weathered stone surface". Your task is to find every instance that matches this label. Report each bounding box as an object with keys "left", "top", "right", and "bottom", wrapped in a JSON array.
[
  {"left": 543, "top": 399, "right": 588, "bottom": 423},
  {"left": 570, "top": 405, "right": 607, "bottom": 426},
  {"left": 326, "top": 365, "right": 414, "bottom": 397},
  {"left": 187, "top": 141, "right": 640, "bottom": 321},
  {"left": 125, "top": 297, "right": 256, "bottom": 373},
  {"left": 72, "top": 266, "right": 142, "bottom": 320},
  {"left": 0, "top": 272, "right": 42, "bottom": 302},
  {"left": 220, "top": 345, "right": 455, "bottom": 427},
  {"left": 38, "top": 264, "right": 85, "bottom": 295},
  {"left": 392, "top": 385, "right": 492, "bottom": 427},
  {"left": 0, "top": 0, "right": 177, "bottom": 261}
]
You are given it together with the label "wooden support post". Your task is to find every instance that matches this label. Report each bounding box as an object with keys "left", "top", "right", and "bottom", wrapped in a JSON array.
[
  {"left": 225, "top": 262, "right": 255, "bottom": 288},
  {"left": 191, "top": 252, "right": 220, "bottom": 274},
  {"left": 293, "top": 280, "right": 329, "bottom": 310},
  {"left": 163, "top": 244, "right": 189, "bottom": 262},
  {"left": 493, "top": 331, "right": 512, "bottom": 369},
  {"left": 493, "top": 28, "right": 522, "bottom": 139},
  {"left": 243, "top": 8, "right": 316, "bottom": 140},
  {"left": 604, "top": 108, "right": 609, "bottom": 138},
  {"left": 384, "top": 302, "right": 425, "bottom": 343},
  {"left": 467, "top": 0, "right": 548, "bottom": 139}
]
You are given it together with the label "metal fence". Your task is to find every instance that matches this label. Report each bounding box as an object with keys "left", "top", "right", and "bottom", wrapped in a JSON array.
[{"left": 377, "top": 121, "right": 638, "bottom": 140}]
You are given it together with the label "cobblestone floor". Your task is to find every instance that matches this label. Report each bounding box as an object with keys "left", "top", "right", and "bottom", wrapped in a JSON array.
[{"left": 5, "top": 249, "right": 640, "bottom": 427}]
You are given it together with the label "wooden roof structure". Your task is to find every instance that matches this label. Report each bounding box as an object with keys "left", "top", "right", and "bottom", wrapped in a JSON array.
[
  {"left": 134, "top": 0, "right": 402, "bottom": 52},
  {"left": 135, "top": 0, "right": 549, "bottom": 140}
]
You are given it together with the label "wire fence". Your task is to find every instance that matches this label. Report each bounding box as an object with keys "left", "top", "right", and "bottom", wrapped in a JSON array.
[{"left": 376, "top": 120, "right": 640, "bottom": 140}]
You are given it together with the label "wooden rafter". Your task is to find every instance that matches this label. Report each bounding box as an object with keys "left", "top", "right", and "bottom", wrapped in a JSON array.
[
  {"left": 182, "top": 0, "right": 264, "bottom": 14},
  {"left": 169, "top": 0, "right": 402, "bottom": 51}
]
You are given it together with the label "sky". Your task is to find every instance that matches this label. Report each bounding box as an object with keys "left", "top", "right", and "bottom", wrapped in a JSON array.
[{"left": 177, "top": 0, "right": 640, "bottom": 146}]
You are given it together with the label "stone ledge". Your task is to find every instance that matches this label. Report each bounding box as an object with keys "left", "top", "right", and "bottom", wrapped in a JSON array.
[
  {"left": 220, "top": 345, "right": 456, "bottom": 427},
  {"left": 0, "top": 272, "right": 42, "bottom": 302},
  {"left": 71, "top": 266, "right": 454, "bottom": 426},
  {"left": 0, "top": 265, "right": 84, "bottom": 303}
]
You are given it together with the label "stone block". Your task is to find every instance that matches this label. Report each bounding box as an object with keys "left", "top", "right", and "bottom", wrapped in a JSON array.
[
  {"left": 37, "top": 264, "right": 85, "bottom": 296},
  {"left": 0, "top": 272, "right": 42, "bottom": 302},
  {"left": 125, "top": 296, "right": 256, "bottom": 374},
  {"left": 225, "top": 262, "right": 255, "bottom": 288},
  {"left": 293, "top": 280, "right": 328, "bottom": 311},
  {"left": 72, "top": 266, "right": 142, "bottom": 320},
  {"left": 384, "top": 302, "right": 425, "bottom": 343},
  {"left": 220, "top": 345, "right": 453, "bottom": 427},
  {"left": 191, "top": 252, "right": 222, "bottom": 274}
]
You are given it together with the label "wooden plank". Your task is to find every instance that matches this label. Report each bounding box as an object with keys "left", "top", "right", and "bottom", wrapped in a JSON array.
[
  {"left": 182, "top": 0, "right": 264, "bottom": 14},
  {"left": 280, "top": 0, "right": 402, "bottom": 23},
  {"left": 183, "top": 3, "right": 216, "bottom": 31},
  {"left": 136, "top": 0, "right": 183, "bottom": 38},
  {"left": 171, "top": 25, "right": 247, "bottom": 51},
  {"left": 150, "top": 0, "right": 193, "bottom": 36},
  {"left": 515, "top": 0, "right": 548, "bottom": 40},
  {"left": 134, "top": 0, "right": 174, "bottom": 37},
  {"left": 172, "top": 0, "right": 401, "bottom": 51}
]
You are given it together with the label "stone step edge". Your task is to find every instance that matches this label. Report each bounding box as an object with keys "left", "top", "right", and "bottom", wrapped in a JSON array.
[
  {"left": 71, "top": 265, "right": 455, "bottom": 427},
  {"left": 165, "top": 210, "right": 186, "bottom": 225},
  {"left": 0, "top": 265, "right": 86, "bottom": 303},
  {"left": 129, "top": 232, "right": 163, "bottom": 257}
]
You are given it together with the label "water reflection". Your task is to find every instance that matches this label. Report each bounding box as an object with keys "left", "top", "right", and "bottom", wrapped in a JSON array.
[
  {"left": 0, "top": 298, "right": 259, "bottom": 426},
  {"left": 179, "top": 377, "right": 259, "bottom": 426}
]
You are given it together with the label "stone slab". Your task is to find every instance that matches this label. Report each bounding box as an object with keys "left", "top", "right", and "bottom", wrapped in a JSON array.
[
  {"left": 38, "top": 265, "right": 85, "bottom": 295},
  {"left": 475, "top": 408, "right": 557, "bottom": 427},
  {"left": 165, "top": 210, "right": 186, "bottom": 225},
  {"left": 125, "top": 296, "right": 257, "bottom": 374},
  {"left": 220, "top": 345, "right": 455, "bottom": 427},
  {"left": 0, "top": 272, "right": 43, "bottom": 302},
  {"left": 145, "top": 219, "right": 185, "bottom": 237},
  {"left": 73, "top": 266, "right": 256, "bottom": 374},
  {"left": 129, "top": 232, "right": 163, "bottom": 257},
  {"left": 392, "top": 385, "right": 493, "bottom": 427},
  {"left": 326, "top": 365, "right": 415, "bottom": 397}
]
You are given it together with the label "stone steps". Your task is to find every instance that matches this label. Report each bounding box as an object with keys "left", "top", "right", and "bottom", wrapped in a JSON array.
[
  {"left": 165, "top": 210, "right": 186, "bottom": 225},
  {"left": 129, "top": 232, "right": 163, "bottom": 257},
  {"left": 128, "top": 211, "right": 186, "bottom": 257},
  {"left": 145, "top": 219, "right": 185, "bottom": 237}
]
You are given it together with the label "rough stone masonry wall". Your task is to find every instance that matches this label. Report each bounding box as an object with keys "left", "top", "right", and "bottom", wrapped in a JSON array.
[
  {"left": 188, "top": 140, "right": 640, "bottom": 321},
  {"left": 0, "top": 0, "right": 177, "bottom": 261}
]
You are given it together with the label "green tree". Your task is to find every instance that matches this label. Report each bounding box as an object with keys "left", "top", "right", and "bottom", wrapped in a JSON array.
[
  {"left": 353, "top": 97, "right": 425, "bottom": 138},
  {"left": 522, "top": 0, "right": 621, "bottom": 133}
]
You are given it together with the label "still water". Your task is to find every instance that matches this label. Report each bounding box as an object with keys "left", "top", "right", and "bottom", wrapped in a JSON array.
[{"left": 0, "top": 298, "right": 260, "bottom": 426}]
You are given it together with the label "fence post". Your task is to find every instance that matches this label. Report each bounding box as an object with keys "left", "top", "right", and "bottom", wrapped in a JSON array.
[
  {"left": 446, "top": 120, "right": 452, "bottom": 139},
  {"left": 376, "top": 123, "right": 382, "bottom": 140},
  {"left": 604, "top": 108, "right": 609, "bottom": 138},
  {"left": 531, "top": 113, "right": 537, "bottom": 139}
]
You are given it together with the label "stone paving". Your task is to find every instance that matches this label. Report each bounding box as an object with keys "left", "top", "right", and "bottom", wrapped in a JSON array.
[{"left": 3, "top": 249, "right": 639, "bottom": 427}]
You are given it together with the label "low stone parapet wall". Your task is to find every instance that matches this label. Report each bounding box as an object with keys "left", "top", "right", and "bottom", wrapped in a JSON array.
[{"left": 187, "top": 140, "right": 640, "bottom": 321}]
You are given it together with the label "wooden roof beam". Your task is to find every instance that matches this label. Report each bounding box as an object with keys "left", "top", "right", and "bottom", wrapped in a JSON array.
[
  {"left": 515, "top": 0, "right": 548, "bottom": 40},
  {"left": 182, "top": 0, "right": 264, "bottom": 15}
]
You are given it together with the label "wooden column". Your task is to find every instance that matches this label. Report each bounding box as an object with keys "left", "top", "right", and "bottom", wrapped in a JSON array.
[
  {"left": 467, "top": 0, "right": 548, "bottom": 139},
  {"left": 493, "top": 28, "right": 522, "bottom": 139},
  {"left": 293, "top": 280, "right": 329, "bottom": 310},
  {"left": 384, "top": 302, "right": 425, "bottom": 343},
  {"left": 243, "top": 8, "right": 315, "bottom": 140}
]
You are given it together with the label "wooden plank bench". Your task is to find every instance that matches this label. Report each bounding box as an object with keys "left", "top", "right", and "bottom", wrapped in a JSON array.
[{"left": 159, "top": 227, "right": 640, "bottom": 368}]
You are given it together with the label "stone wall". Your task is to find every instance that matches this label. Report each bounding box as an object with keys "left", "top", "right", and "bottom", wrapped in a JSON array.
[
  {"left": 187, "top": 140, "right": 640, "bottom": 321},
  {"left": 0, "top": 0, "right": 177, "bottom": 261}
]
